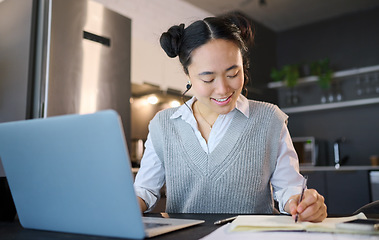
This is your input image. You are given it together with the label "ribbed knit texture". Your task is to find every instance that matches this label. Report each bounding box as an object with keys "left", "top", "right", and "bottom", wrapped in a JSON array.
[{"left": 149, "top": 100, "right": 288, "bottom": 214}]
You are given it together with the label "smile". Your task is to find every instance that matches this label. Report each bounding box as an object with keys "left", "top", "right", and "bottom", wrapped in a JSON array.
[
  {"left": 211, "top": 92, "right": 234, "bottom": 105},
  {"left": 214, "top": 96, "right": 229, "bottom": 102}
]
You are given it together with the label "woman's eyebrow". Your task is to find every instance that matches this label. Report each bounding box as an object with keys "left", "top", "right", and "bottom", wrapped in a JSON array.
[
  {"left": 226, "top": 65, "right": 238, "bottom": 71},
  {"left": 198, "top": 71, "right": 214, "bottom": 76},
  {"left": 198, "top": 65, "right": 239, "bottom": 76}
]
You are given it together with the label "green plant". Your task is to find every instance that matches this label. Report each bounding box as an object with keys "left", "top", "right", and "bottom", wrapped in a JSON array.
[
  {"left": 270, "top": 64, "right": 299, "bottom": 88},
  {"left": 311, "top": 58, "right": 333, "bottom": 89},
  {"left": 282, "top": 64, "right": 299, "bottom": 88},
  {"left": 270, "top": 67, "right": 285, "bottom": 82}
]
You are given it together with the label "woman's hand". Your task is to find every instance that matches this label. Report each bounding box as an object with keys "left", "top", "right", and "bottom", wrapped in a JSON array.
[{"left": 285, "top": 189, "right": 327, "bottom": 222}]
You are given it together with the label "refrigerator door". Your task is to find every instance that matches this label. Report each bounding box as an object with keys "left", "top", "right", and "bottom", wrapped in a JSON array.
[
  {"left": 36, "top": 0, "right": 131, "bottom": 142},
  {"left": 0, "top": 0, "right": 35, "bottom": 124}
]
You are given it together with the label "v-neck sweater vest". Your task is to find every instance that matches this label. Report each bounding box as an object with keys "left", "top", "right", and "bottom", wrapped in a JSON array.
[{"left": 149, "top": 100, "right": 288, "bottom": 214}]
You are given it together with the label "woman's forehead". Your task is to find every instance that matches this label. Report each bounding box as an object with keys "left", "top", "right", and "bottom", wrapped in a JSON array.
[{"left": 189, "top": 39, "right": 243, "bottom": 73}]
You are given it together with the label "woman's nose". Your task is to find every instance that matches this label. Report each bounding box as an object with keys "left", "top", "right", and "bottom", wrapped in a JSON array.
[{"left": 215, "top": 78, "right": 229, "bottom": 94}]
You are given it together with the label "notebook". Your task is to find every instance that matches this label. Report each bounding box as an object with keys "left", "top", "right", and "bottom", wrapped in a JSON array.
[
  {"left": 227, "top": 213, "right": 374, "bottom": 235},
  {"left": 0, "top": 110, "right": 204, "bottom": 239}
]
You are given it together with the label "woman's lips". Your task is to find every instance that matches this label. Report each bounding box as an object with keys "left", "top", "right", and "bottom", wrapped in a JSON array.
[{"left": 211, "top": 92, "right": 234, "bottom": 106}]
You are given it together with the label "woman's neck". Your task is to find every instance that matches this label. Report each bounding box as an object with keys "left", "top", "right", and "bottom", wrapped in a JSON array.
[{"left": 193, "top": 101, "right": 218, "bottom": 142}]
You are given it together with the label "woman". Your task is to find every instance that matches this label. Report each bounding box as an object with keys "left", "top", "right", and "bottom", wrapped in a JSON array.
[{"left": 134, "top": 13, "right": 327, "bottom": 222}]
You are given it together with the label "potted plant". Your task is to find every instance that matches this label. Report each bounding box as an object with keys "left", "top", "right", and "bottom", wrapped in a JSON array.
[
  {"left": 270, "top": 64, "right": 300, "bottom": 105},
  {"left": 311, "top": 58, "right": 334, "bottom": 103},
  {"left": 270, "top": 64, "right": 299, "bottom": 88},
  {"left": 311, "top": 58, "right": 333, "bottom": 90},
  {"left": 270, "top": 67, "right": 285, "bottom": 82},
  {"left": 282, "top": 64, "right": 299, "bottom": 88}
]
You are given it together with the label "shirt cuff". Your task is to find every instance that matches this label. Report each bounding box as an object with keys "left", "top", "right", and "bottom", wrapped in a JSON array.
[
  {"left": 275, "top": 186, "right": 303, "bottom": 214},
  {"left": 134, "top": 186, "right": 160, "bottom": 213}
]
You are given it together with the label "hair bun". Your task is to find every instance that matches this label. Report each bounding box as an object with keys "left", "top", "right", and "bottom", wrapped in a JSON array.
[{"left": 160, "top": 23, "right": 185, "bottom": 58}]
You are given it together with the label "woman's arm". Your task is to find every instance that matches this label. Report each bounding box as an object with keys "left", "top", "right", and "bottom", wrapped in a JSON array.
[
  {"left": 271, "top": 124, "right": 305, "bottom": 212},
  {"left": 271, "top": 124, "right": 327, "bottom": 222},
  {"left": 134, "top": 133, "right": 165, "bottom": 213}
]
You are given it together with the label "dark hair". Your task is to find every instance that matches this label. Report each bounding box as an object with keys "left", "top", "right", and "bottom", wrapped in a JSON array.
[{"left": 160, "top": 13, "right": 254, "bottom": 95}]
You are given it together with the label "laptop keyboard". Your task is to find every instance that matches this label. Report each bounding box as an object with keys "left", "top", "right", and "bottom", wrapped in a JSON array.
[{"left": 144, "top": 222, "right": 170, "bottom": 229}]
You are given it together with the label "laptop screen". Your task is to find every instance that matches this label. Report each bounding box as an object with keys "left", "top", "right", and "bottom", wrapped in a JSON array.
[{"left": 0, "top": 110, "right": 146, "bottom": 239}]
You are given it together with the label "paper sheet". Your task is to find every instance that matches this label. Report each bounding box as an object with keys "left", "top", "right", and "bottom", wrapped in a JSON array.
[{"left": 200, "top": 223, "right": 379, "bottom": 240}]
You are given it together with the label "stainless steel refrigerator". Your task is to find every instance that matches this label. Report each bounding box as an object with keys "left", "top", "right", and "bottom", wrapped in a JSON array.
[
  {"left": 0, "top": 0, "right": 131, "bottom": 170},
  {"left": 0, "top": 0, "right": 131, "bottom": 220}
]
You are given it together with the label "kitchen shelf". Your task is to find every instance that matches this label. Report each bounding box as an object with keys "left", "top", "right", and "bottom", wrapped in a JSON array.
[
  {"left": 268, "top": 64, "right": 379, "bottom": 113},
  {"left": 268, "top": 64, "right": 379, "bottom": 89},
  {"left": 282, "top": 97, "right": 379, "bottom": 114}
]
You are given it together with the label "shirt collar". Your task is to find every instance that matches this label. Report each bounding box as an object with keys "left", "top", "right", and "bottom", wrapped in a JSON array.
[
  {"left": 236, "top": 94, "right": 249, "bottom": 118},
  {"left": 170, "top": 94, "right": 250, "bottom": 120}
]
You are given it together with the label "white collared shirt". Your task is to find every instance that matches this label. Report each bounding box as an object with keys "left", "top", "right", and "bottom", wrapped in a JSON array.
[{"left": 134, "top": 95, "right": 304, "bottom": 213}]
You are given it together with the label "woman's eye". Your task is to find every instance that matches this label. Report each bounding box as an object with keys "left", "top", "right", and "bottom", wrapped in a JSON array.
[
  {"left": 227, "top": 71, "right": 239, "bottom": 78},
  {"left": 201, "top": 79, "right": 214, "bottom": 83}
]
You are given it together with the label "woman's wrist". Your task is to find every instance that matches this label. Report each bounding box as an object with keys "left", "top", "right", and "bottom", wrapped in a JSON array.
[
  {"left": 138, "top": 197, "right": 148, "bottom": 212},
  {"left": 284, "top": 197, "right": 296, "bottom": 214}
]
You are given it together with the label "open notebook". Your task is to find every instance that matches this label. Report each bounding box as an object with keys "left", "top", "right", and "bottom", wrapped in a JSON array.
[
  {"left": 0, "top": 110, "right": 204, "bottom": 239},
  {"left": 227, "top": 213, "right": 378, "bottom": 235}
]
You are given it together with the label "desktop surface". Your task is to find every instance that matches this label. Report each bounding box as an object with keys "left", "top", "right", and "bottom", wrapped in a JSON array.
[
  {"left": 0, "top": 213, "right": 235, "bottom": 240},
  {"left": 1, "top": 213, "right": 378, "bottom": 240}
]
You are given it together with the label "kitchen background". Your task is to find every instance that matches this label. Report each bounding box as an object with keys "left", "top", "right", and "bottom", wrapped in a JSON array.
[
  {"left": 1, "top": 0, "right": 379, "bottom": 216},
  {"left": 119, "top": 0, "right": 379, "bottom": 167}
]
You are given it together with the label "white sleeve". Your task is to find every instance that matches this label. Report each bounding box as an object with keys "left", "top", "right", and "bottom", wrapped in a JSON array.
[
  {"left": 133, "top": 133, "right": 165, "bottom": 212},
  {"left": 271, "top": 123, "right": 305, "bottom": 213}
]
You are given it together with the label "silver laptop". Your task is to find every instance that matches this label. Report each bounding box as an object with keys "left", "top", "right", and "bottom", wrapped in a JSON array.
[{"left": 0, "top": 110, "right": 204, "bottom": 239}]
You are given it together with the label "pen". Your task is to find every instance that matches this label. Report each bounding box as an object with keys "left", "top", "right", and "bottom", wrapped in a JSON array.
[
  {"left": 295, "top": 175, "right": 308, "bottom": 223},
  {"left": 214, "top": 216, "right": 237, "bottom": 225}
]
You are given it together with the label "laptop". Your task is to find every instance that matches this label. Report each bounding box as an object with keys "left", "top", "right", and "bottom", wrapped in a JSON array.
[{"left": 0, "top": 110, "right": 204, "bottom": 239}]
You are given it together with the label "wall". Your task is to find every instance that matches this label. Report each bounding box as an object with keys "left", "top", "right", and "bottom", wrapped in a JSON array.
[
  {"left": 247, "top": 19, "right": 278, "bottom": 103},
  {"left": 94, "top": 0, "right": 211, "bottom": 92},
  {"left": 276, "top": 7, "right": 379, "bottom": 165},
  {"left": 277, "top": 7, "right": 379, "bottom": 71}
]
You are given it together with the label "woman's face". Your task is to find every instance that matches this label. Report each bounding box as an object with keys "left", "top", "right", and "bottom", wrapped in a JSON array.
[{"left": 187, "top": 39, "right": 244, "bottom": 115}]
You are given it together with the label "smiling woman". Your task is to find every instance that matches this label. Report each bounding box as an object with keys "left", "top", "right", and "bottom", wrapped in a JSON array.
[
  {"left": 188, "top": 40, "right": 244, "bottom": 116},
  {"left": 133, "top": 13, "right": 327, "bottom": 222},
  {"left": 186, "top": 39, "right": 244, "bottom": 138}
]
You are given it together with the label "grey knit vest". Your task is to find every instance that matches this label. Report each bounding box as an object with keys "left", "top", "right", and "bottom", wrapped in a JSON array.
[{"left": 149, "top": 100, "right": 288, "bottom": 214}]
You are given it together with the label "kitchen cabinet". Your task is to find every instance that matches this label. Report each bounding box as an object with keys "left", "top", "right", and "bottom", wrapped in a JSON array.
[
  {"left": 300, "top": 166, "right": 378, "bottom": 215},
  {"left": 132, "top": 37, "right": 187, "bottom": 93}
]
